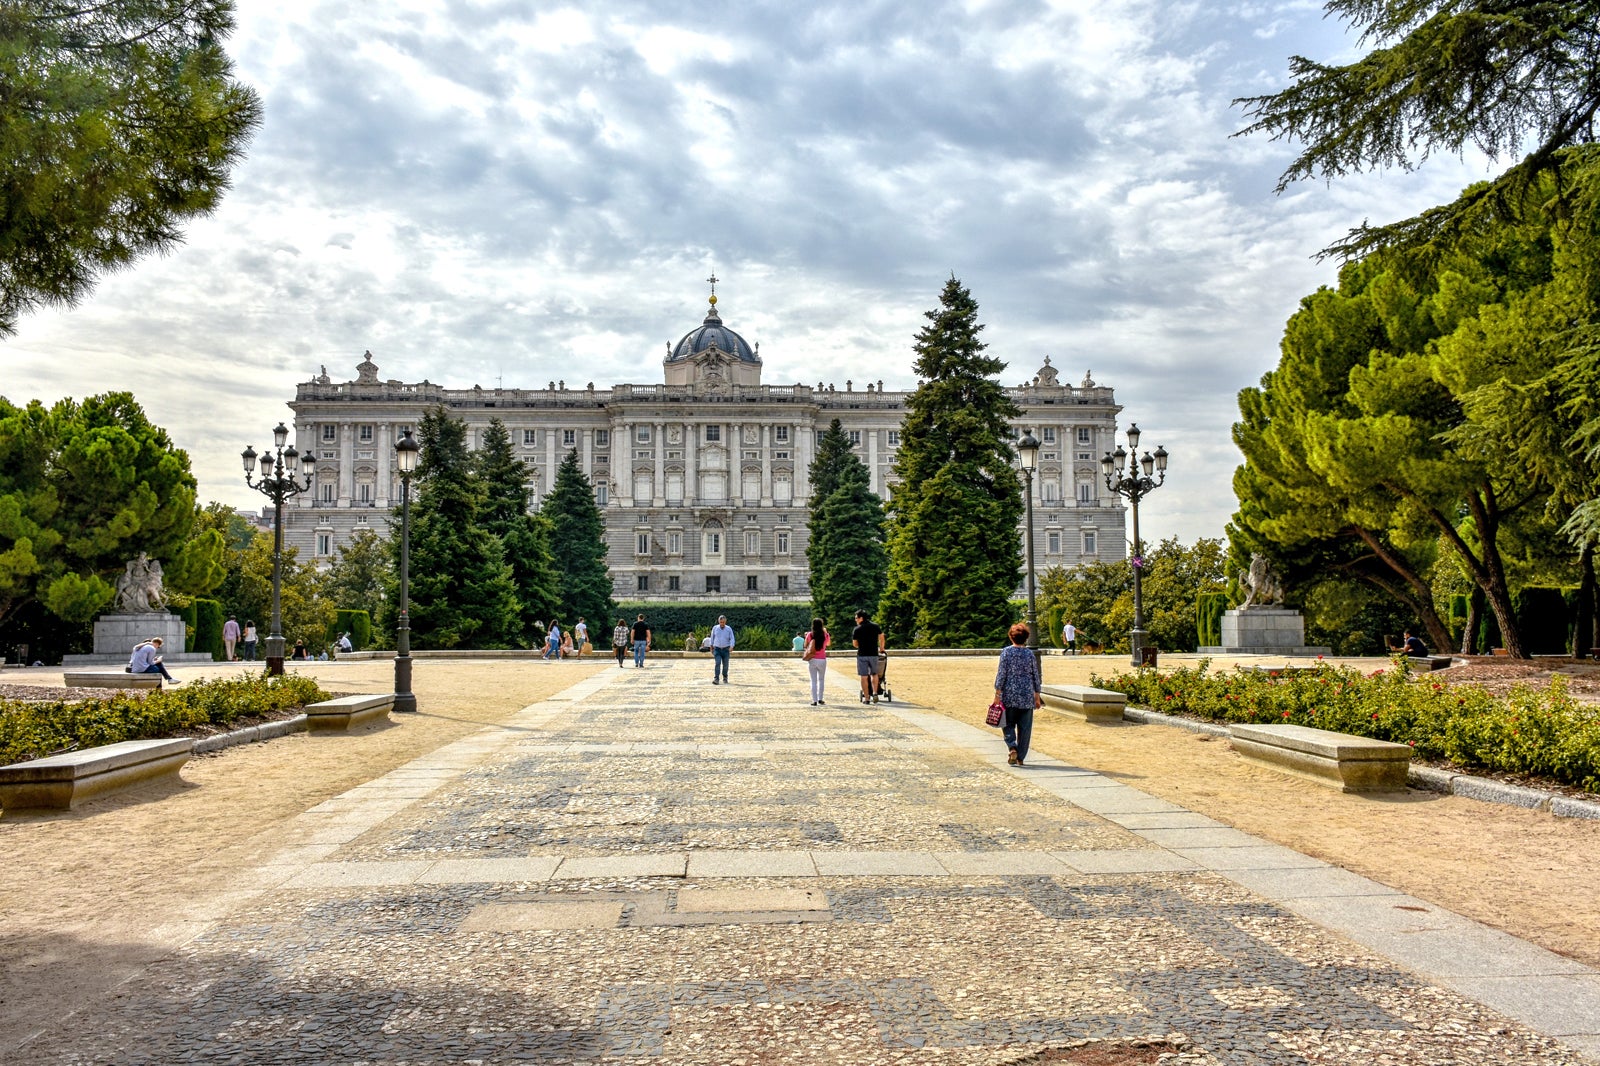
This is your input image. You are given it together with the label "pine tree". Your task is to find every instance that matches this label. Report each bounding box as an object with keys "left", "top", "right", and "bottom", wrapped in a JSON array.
[
  {"left": 541, "top": 450, "right": 615, "bottom": 629},
  {"left": 399, "top": 408, "right": 520, "bottom": 649},
  {"left": 474, "top": 419, "right": 559, "bottom": 641},
  {"left": 808, "top": 419, "right": 857, "bottom": 503},
  {"left": 808, "top": 459, "right": 888, "bottom": 635},
  {"left": 880, "top": 277, "right": 1023, "bottom": 647}
]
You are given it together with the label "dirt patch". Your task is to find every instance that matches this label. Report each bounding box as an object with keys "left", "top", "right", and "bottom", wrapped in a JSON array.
[{"left": 1441, "top": 657, "right": 1600, "bottom": 700}]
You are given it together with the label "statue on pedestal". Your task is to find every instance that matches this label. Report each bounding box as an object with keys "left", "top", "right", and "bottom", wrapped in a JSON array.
[
  {"left": 1239, "top": 553, "right": 1285, "bottom": 609},
  {"left": 113, "top": 553, "right": 168, "bottom": 613}
]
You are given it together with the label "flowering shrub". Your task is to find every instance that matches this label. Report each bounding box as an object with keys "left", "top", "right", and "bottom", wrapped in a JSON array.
[
  {"left": 1094, "top": 660, "right": 1600, "bottom": 792},
  {"left": 0, "top": 673, "right": 329, "bottom": 765}
]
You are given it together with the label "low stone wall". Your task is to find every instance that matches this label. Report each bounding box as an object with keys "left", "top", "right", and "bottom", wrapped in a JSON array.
[{"left": 0, "top": 738, "right": 193, "bottom": 811}]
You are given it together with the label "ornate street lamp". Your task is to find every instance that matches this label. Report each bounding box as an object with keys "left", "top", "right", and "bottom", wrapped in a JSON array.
[
  {"left": 393, "top": 428, "right": 420, "bottom": 714},
  {"left": 1016, "top": 429, "right": 1041, "bottom": 664},
  {"left": 1101, "top": 423, "right": 1169, "bottom": 666},
  {"left": 242, "top": 422, "right": 315, "bottom": 676}
]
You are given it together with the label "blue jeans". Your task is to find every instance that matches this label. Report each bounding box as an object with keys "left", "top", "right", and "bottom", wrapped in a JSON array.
[
  {"left": 1003, "top": 706, "right": 1035, "bottom": 763},
  {"left": 137, "top": 662, "right": 175, "bottom": 682},
  {"left": 712, "top": 645, "right": 730, "bottom": 680},
  {"left": 634, "top": 639, "right": 648, "bottom": 667}
]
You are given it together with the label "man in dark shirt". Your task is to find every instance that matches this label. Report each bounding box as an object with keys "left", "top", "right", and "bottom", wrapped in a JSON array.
[
  {"left": 1401, "top": 630, "right": 1428, "bottom": 657},
  {"left": 851, "top": 609, "right": 885, "bottom": 703},
  {"left": 631, "top": 614, "right": 652, "bottom": 667}
]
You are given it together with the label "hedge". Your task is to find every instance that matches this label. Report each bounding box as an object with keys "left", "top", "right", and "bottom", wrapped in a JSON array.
[
  {"left": 194, "top": 598, "right": 225, "bottom": 661},
  {"left": 0, "top": 673, "right": 329, "bottom": 765},
  {"left": 612, "top": 603, "right": 815, "bottom": 648},
  {"left": 173, "top": 603, "right": 197, "bottom": 652},
  {"left": 329, "top": 609, "right": 373, "bottom": 651},
  {"left": 1096, "top": 661, "right": 1600, "bottom": 792},
  {"left": 1448, "top": 594, "right": 1470, "bottom": 652},
  {"left": 1196, "top": 592, "right": 1227, "bottom": 648},
  {"left": 1515, "top": 586, "right": 1568, "bottom": 655}
]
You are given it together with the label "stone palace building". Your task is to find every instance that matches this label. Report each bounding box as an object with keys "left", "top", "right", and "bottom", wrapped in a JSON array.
[{"left": 280, "top": 286, "right": 1129, "bottom": 602}]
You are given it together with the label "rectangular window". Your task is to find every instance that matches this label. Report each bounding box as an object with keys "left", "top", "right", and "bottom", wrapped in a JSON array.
[
  {"left": 322, "top": 425, "right": 336, "bottom": 441},
  {"left": 705, "top": 532, "right": 721, "bottom": 555},
  {"left": 1078, "top": 483, "right": 1092, "bottom": 503},
  {"left": 637, "top": 575, "right": 650, "bottom": 592},
  {"left": 705, "top": 576, "right": 721, "bottom": 593},
  {"left": 595, "top": 430, "right": 610, "bottom": 446},
  {"left": 1043, "top": 427, "right": 1056, "bottom": 443},
  {"left": 316, "top": 534, "right": 330, "bottom": 556},
  {"left": 637, "top": 533, "right": 650, "bottom": 555},
  {"left": 320, "top": 483, "right": 334, "bottom": 502},
  {"left": 1048, "top": 532, "right": 1061, "bottom": 554},
  {"left": 523, "top": 429, "right": 537, "bottom": 446},
  {"left": 776, "top": 532, "right": 789, "bottom": 554},
  {"left": 816, "top": 431, "right": 825, "bottom": 447},
  {"left": 745, "top": 531, "right": 760, "bottom": 554},
  {"left": 1077, "top": 428, "right": 1091, "bottom": 443},
  {"left": 848, "top": 430, "right": 861, "bottom": 446},
  {"left": 705, "top": 425, "right": 721, "bottom": 442},
  {"left": 668, "top": 575, "right": 680, "bottom": 591},
  {"left": 1083, "top": 531, "right": 1097, "bottom": 554},
  {"left": 774, "top": 450, "right": 790, "bottom": 460},
  {"left": 887, "top": 430, "right": 900, "bottom": 446},
  {"left": 356, "top": 513, "right": 368, "bottom": 524},
  {"left": 747, "top": 575, "right": 758, "bottom": 591},
  {"left": 358, "top": 425, "right": 373, "bottom": 442},
  {"left": 563, "top": 429, "right": 576, "bottom": 446},
  {"left": 668, "top": 532, "right": 682, "bottom": 554},
  {"left": 637, "top": 426, "right": 651, "bottom": 443},
  {"left": 358, "top": 483, "right": 372, "bottom": 501},
  {"left": 1077, "top": 451, "right": 1092, "bottom": 461},
  {"left": 775, "top": 426, "right": 789, "bottom": 443},
  {"left": 777, "top": 575, "right": 789, "bottom": 591},
  {"left": 595, "top": 482, "right": 608, "bottom": 505}
]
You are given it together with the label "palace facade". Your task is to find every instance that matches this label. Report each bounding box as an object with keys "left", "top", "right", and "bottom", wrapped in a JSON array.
[{"left": 280, "top": 289, "right": 1128, "bottom": 602}]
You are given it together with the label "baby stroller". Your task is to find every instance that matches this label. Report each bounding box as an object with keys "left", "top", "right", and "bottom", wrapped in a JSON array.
[{"left": 874, "top": 652, "right": 891, "bottom": 703}]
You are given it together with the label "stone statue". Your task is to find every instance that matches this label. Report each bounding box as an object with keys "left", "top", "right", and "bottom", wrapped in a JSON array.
[
  {"left": 1239, "top": 553, "right": 1285, "bottom": 609},
  {"left": 114, "top": 552, "right": 168, "bottom": 613}
]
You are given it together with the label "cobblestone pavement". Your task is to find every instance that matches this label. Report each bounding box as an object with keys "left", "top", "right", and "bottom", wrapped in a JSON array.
[{"left": 21, "top": 661, "right": 1598, "bottom": 1064}]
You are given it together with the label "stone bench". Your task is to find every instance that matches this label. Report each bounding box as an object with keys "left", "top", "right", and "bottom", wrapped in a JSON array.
[
  {"left": 1408, "top": 655, "right": 1453, "bottom": 671},
  {"left": 1227, "top": 723, "right": 1411, "bottom": 793},
  {"left": 1040, "top": 684, "right": 1127, "bottom": 722},
  {"left": 305, "top": 694, "right": 395, "bottom": 733},
  {"left": 0, "top": 738, "right": 194, "bottom": 811},
  {"left": 62, "top": 671, "right": 163, "bottom": 690}
]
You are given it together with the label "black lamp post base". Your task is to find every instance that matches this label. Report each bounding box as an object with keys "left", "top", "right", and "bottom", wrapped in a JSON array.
[
  {"left": 265, "top": 656, "right": 285, "bottom": 677},
  {"left": 393, "top": 654, "right": 417, "bottom": 713}
]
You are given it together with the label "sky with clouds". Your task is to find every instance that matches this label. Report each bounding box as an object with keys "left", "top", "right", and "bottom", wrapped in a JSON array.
[{"left": 3, "top": 0, "right": 1497, "bottom": 545}]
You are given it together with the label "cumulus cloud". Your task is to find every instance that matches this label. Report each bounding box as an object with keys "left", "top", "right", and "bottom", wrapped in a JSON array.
[{"left": 1, "top": 0, "right": 1498, "bottom": 544}]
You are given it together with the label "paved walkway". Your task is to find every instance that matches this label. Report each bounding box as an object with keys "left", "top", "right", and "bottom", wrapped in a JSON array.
[{"left": 22, "top": 661, "right": 1600, "bottom": 1064}]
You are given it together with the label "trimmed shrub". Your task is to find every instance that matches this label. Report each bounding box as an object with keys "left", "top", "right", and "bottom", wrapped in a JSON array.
[
  {"left": 1196, "top": 592, "right": 1227, "bottom": 648},
  {"left": 1515, "top": 586, "right": 1568, "bottom": 655},
  {"left": 613, "top": 603, "right": 815, "bottom": 650},
  {"left": 173, "top": 603, "right": 197, "bottom": 652},
  {"left": 1448, "top": 594, "right": 1470, "bottom": 652},
  {"left": 0, "top": 673, "right": 329, "bottom": 765},
  {"left": 329, "top": 609, "right": 373, "bottom": 651},
  {"left": 1094, "top": 661, "right": 1600, "bottom": 792},
  {"left": 194, "top": 599, "right": 225, "bottom": 661}
]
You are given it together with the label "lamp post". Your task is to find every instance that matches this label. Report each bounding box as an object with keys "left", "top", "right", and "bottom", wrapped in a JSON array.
[
  {"left": 242, "top": 423, "right": 315, "bottom": 676},
  {"left": 392, "top": 428, "right": 419, "bottom": 713},
  {"left": 1017, "top": 429, "right": 1041, "bottom": 664},
  {"left": 1100, "top": 423, "right": 1168, "bottom": 666}
]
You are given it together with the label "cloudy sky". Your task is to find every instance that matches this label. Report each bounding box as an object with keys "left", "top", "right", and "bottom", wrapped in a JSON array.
[{"left": 4, "top": 0, "right": 1495, "bottom": 545}]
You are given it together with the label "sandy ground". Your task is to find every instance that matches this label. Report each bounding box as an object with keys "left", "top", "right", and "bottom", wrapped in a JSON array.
[{"left": 1, "top": 652, "right": 1598, "bottom": 1052}]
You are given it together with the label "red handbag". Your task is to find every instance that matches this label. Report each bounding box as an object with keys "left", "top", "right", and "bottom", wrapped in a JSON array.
[{"left": 985, "top": 700, "right": 1004, "bottom": 727}]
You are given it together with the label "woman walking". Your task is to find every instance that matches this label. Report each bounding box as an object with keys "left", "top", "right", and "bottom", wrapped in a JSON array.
[
  {"left": 612, "top": 618, "right": 630, "bottom": 667},
  {"left": 803, "top": 617, "right": 829, "bottom": 705},
  {"left": 993, "top": 623, "right": 1042, "bottom": 766}
]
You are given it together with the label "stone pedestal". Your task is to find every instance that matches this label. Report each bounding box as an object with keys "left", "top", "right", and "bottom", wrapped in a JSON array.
[
  {"left": 62, "top": 613, "right": 215, "bottom": 667},
  {"left": 1198, "top": 608, "right": 1331, "bottom": 657}
]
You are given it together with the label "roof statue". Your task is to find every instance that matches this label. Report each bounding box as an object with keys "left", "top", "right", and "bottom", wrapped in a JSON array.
[
  {"left": 1081, "top": 368, "right": 1096, "bottom": 388},
  {"left": 357, "top": 350, "right": 380, "bottom": 384},
  {"left": 1034, "top": 355, "right": 1060, "bottom": 388}
]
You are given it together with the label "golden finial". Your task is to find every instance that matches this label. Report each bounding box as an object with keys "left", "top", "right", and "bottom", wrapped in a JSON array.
[{"left": 707, "top": 271, "right": 719, "bottom": 307}]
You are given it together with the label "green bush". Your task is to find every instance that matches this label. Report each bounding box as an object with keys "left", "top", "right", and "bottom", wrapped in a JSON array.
[
  {"left": 1196, "top": 592, "right": 1227, "bottom": 648},
  {"left": 174, "top": 603, "right": 197, "bottom": 652},
  {"left": 0, "top": 673, "right": 328, "bottom": 765},
  {"left": 1448, "top": 594, "right": 1470, "bottom": 652},
  {"left": 614, "top": 603, "right": 815, "bottom": 650},
  {"left": 329, "top": 609, "right": 373, "bottom": 651},
  {"left": 1515, "top": 586, "right": 1568, "bottom": 655},
  {"left": 194, "top": 599, "right": 225, "bottom": 661},
  {"left": 1094, "top": 661, "right": 1600, "bottom": 792}
]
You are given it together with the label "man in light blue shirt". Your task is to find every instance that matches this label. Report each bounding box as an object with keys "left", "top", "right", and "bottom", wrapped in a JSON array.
[{"left": 709, "top": 615, "right": 735, "bottom": 684}]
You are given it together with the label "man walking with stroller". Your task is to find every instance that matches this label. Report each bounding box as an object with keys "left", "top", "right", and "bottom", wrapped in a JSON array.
[{"left": 851, "top": 609, "right": 885, "bottom": 704}]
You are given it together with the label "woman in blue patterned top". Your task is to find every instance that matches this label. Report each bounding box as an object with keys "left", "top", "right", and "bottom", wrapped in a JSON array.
[{"left": 993, "top": 623, "right": 1042, "bottom": 766}]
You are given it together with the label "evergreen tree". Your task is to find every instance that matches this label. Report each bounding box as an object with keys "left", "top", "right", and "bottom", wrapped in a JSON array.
[
  {"left": 324, "top": 527, "right": 390, "bottom": 621},
  {"left": 808, "top": 439, "right": 888, "bottom": 634},
  {"left": 540, "top": 450, "right": 615, "bottom": 629},
  {"left": 474, "top": 418, "right": 559, "bottom": 641},
  {"left": 0, "top": 1, "right": 262, "bottom": 336},
  {"left": 880, "top": 277, "right": 1023, "bottom": 647},
  {"left": 399, "top": 408, "right": 520, "bottom": 648}
]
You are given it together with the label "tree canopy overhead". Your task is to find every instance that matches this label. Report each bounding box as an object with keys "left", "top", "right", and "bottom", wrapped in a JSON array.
[
  {"left": 0, "top": 0, "right": 262, "bottom": 336},
  {"left": 1236, "top": 0, "right": 1600, "bottom": 256}
]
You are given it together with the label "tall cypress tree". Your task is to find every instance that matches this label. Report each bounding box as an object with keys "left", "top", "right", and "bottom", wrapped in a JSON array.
[
  {"left": 540, "top": 450, "right": 615, "bottom": 628},
  {"left": 880, "top": 277, "right": 1022, "bottom": 647},
  {"left": 474, "top": 418, "right": 560, "bottom": 644},
  {"left": 808, "top": 418, "right": 857, "bottom": 503},
  {"left": 808, "top": 458, "right": 888, "bottom": 636},
  {"left": 400, "top": 408, "right": 520, "bottom": 649}
]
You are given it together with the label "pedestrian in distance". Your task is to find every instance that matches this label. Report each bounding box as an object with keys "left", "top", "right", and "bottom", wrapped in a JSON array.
[
  {"left": 612, "top": 618, "right": 630, "bottom": 667},
  {"left": 222, "top": 616, "right": 241, "bottom": 661},
  {"left": 128, "top": 637, "right": 179, "bottom": 684},
  {"left": 994, "top": 622, "right": 1043, "bottom": 766},
  {"left": 1062, "top": 619, "right": 1077, "bottom": 655},
  {"left": 575, "top": 617, "right": 588, "bottom": 655},
  {"left": 560, "top": 630, "right": 575, "bottom": 658},
  {"left": 802, "top": 617, "right": 829, "bottom": 706},
  {"left": 631, "top": 614, "right": 651, "bottom": 667},
  {"left": 542, "top": 620, "right": 561, "bottom": 662},
  {"left": 709, "top": 615, "right": 735, "bottom": 684},
  {"left": 851, "top": 609, "right": 885, "bottom": 704},
  {"left": 241, "top": 620, "right": 257, "bottom": 661}
]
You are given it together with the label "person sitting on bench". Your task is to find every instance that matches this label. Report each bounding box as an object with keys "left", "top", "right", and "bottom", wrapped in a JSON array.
[
  {"left": 1401, "top": 630, "right": 1428, "bottom": 657},
  {"left": 129, "top": 637, "right": 179, "bottom": 684}
]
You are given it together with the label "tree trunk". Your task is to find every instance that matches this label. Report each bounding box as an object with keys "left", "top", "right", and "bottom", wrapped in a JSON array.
[
  {"left": 1576, "top": 544, "right": 1596, "bottom": 659},
  {"left": 1350, "top": 527, "right": 1453, "bottom": 653},
  {"left": 1462, "top": 586, "right": 1485, "bottom": 655},
  {"left": 1406, "top": 482, "right": 1527, "bottom": 658},
  {"left": 1357, "top": 571, "right": 1453, "bottom": 654}
]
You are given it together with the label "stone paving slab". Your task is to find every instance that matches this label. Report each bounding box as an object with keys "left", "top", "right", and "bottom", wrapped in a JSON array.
[{"left": 15, "top": 660, "right": 1598, "bottom": 1065}]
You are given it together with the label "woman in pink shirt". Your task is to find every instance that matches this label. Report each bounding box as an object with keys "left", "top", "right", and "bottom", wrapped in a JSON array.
[{"left": 803, "top": 617, "right": 830, "bottom": 706}]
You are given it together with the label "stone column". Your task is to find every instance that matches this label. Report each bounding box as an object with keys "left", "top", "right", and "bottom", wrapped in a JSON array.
[
  {"left": 761, "top": 425, "right": 773, "bottom": 506},
  {"left": 653, "top": 420, "right": 665, "bottom": 506},
  {"left": 683, "top": 421, "right": 696, "bottom": 506},
  {"left": 338, "top": 422, "right": 353, "bottom": 505},
  {"left": 731, "top": 422, "right": 743, "bottom": 506},
  {"left": 868, "top": 426, "right": 881, "bottom": 497},
  {"left": 375, "top": 422, "right": 392, "bottom": 507}
]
